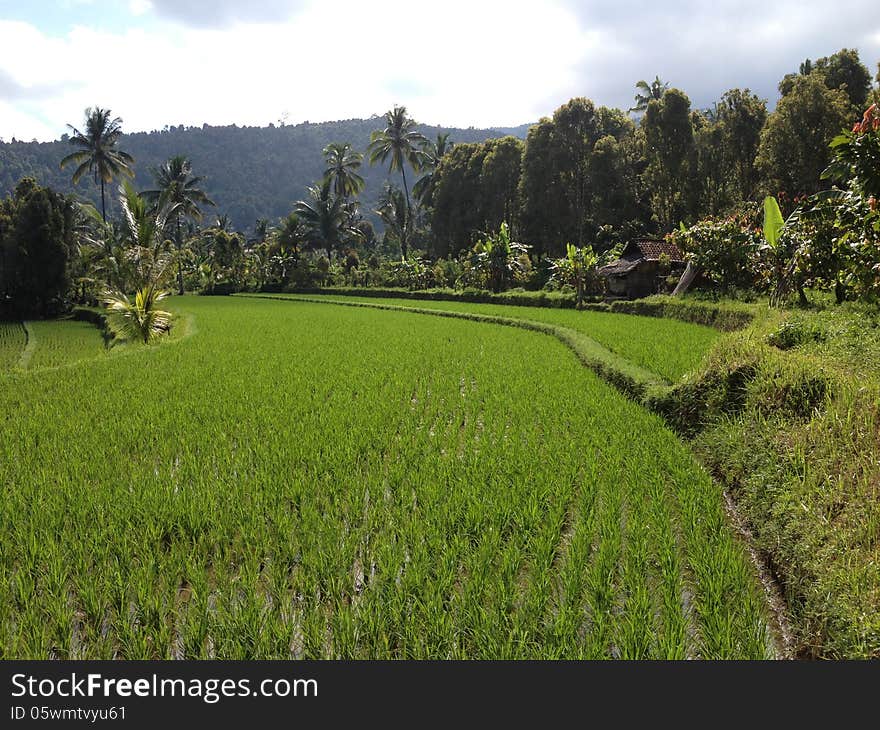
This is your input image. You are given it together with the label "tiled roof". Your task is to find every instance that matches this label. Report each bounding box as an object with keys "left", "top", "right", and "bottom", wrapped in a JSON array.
[{"left": 634, "top": 240, "right": 685, "bottom": 261}]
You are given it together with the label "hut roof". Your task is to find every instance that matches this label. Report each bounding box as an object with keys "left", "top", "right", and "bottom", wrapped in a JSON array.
[
  {"left": 631, "top": 239, "right": 685, "bottom": 261},
  {"left": 598, "top": 239, "right": 685, "bottom": 277}
]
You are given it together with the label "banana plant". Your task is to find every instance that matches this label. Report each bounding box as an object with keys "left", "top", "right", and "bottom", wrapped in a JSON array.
[
  {"left": 762, "top": 195, "right": 800, "bottom": 306},
  {"left": 550, "top": 243, "right": 599, "bottom": 308}
]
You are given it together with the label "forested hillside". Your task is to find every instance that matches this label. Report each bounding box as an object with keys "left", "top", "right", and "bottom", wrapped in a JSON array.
[{"left": 0, "top": 118, "right": 531, "bottom": 234}]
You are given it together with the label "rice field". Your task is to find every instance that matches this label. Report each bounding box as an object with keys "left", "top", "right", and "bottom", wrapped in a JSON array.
[
  {"left": 0, "top": 296, "right": 772, "bottom": 659},
  {"left": 0, "top": 319, "right": 108, "bottom": 371},
  {"left": 250, "top": 293, "right": 720, "bottom": 382},
  {"left": 0, "top": 322, "right": 26, "bottom": 369}
]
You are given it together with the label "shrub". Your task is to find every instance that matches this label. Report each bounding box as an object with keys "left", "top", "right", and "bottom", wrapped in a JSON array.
[{"left": 767, "top": 319, "right": 826, "bottom": 350}]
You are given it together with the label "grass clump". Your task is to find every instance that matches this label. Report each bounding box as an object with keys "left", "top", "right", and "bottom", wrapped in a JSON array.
[{"left": 610, "top": 294, "right": 758, "bottom": 331}]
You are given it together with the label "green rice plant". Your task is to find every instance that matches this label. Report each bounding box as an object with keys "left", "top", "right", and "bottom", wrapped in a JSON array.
[
  {"left": 0, "top": 322, "right": 26, "bottom": 369},
  {"left": 0, "top": 296, "right": 773, "bottom": 659},
  {"left": 246, "top": 292, "right": 718, "bottom": 382}
]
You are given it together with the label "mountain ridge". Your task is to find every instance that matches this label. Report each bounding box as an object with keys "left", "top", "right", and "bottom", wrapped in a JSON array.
[{"left": 0, "top": 117, "right": 533, "bottom": 234}]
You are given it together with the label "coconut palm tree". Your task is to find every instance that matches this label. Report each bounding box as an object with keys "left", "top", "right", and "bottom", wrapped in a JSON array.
[
  {"left": 101, "top": 181, "right": 177, "bottom": 344},
  {"left": 141, "top": 155, "right": 216, "bottom": 294},
  {"left": 60, "top": 107, "right": 135, "bottom": 223},
  {"left": 629, "top": 76, "right": 669, "bottom": 114},
  {"left": 413, "top": 133, "right": 453, "bottom": 208},
  {"left": 215, "top": 214, "right": 232, "bottom": 232},
  {"left": 367, "top": 106, "right": 427, "bottom": 222},
  {"left": 293, "top": 181, "right": 359, "bottom": 261},
  {"left": 376, "top": 183, "right": 410, "bottom": 259},
  {"left": 323, "top": 142, "right": 365, "bottom": 199}
]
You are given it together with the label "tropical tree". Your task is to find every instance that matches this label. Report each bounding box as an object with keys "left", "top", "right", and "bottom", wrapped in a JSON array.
[
  {"left": 294, "top": 181, "right": 358, "bottom": 261},
  {"left": 467, "top": 222, "right": 530, "bottom": 293},
  {"left": 367, "top": 105, "right": 427, "bottom": 233},
  {"left": 642, "top": 88, "right": 697, "bottom": 231},
  {"left": 272, "top": 212, "right": 306, "bottom": 282},
  {"left": 116, "top": 180, "right": 178, "bottom": 290},
  {"left": 60, "top": 107, "right": 135, "bottom": 223},
  {"left": 629, "top": 76, "right": 669, "bottom": 114},
  {"left": 141, "top": 155, "right": 216, "bottom": 294},
  {"left": 375, "top": 184, "right": 409, "bottom": 258},
  {"left": 101, "top": 181, "right": 177, "bottom": 344},
  {"left": 413, "top": 133, "right": 453, "bottom": 207},
  {"left": 103, "top": 284, "right": 172, "bottom": 344},
  {"left": 323, "top": 142, "right": 365, "bottom": 199},
  {"left": 756, "top": 75, "right": 853, "bottom": 198}
]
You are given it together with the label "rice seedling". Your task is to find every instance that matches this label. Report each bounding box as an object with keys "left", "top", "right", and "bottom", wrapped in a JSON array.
[
  {"left": 0, "top": 296, "right": 772, "bottom": 658},
  {"left": 250, "top": 293, "right": 719, "bottom": 381},
  {"left": 0, "top": 321, "right": 26, "bottom": 369}
]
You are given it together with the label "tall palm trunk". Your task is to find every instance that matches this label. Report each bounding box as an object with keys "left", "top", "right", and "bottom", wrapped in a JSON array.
[
  {"left": 100, "top": 178, "right": 106, "bottom": 223},
  {"left": 400, "top": 166, "right": 411, "bottom": 260},
  {"left": 176, "top": 215, "right": 184, "bottom": 295}
]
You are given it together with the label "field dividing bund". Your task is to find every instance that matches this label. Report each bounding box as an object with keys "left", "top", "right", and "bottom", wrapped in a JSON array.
[{"left": 0, "top": 297, "right": 773, "bottom": 658}]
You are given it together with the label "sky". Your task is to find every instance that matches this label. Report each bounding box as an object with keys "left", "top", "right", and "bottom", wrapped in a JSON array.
[{"left": 0, "top": 0, "right": 878, "bottom": 142}]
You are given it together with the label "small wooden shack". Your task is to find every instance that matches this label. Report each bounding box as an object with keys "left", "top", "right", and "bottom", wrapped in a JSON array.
[{"left": 599, "top": 239, "right": 686, "bottom": 299}]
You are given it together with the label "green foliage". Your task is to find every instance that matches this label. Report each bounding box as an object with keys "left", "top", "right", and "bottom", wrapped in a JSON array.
[
  {"left": 367, "top": 106, "right": 426, "bottom": 256},
  {"left": 323, "top": 142, "right": 365, "bottom": 199},
  {"left": 460, "top": 222, "right": 530, "bottom": 293},
  {"left": 0, "top": 179, "right": 76, "bottom": 318},
  {"left": 412, "top": 133, "right": 452, "bottom": 209},
  {"left": 668, "top": 212, "right": 761, "bottom": 293},
  {"left": 431, "top": 137, "right": 524, "bottom": 259},
  {"left": 766, "top": 318, "right": 826, "bottom": 350},
  {"left": 293, "top": 181, "right": 359, "bottom": 261},
  {"left": 629, "top": 76, "right": 668, "bottom": 114},
  {"left": 550, "top": 243, "right": 601, "bottom": 306},
  {"left": 780, "top": 48, "right": 873, "bottom": 110},
  {"left": 103, "top": 284, "right": 172, "bottom": 344},
  {"left": 762, "top": 196, "right": 785, "bottom": 248},
  {"left": 825, "top": 103, "right": 880, "bottom": 199},
  {"left": 756, "top": 75, "right": 853, "bottom": 198},
  {"left": 141, "top": 155, "right": 216, "bottom": 294},
  {"left": 59, "top": 107, "right": 134, "bottom": 222},
  {"left": 642, "top": 89, "right": 697, "bottom": 231}
]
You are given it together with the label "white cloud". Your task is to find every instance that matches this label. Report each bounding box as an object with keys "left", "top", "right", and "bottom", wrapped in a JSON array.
[
  {"left": 129, "top": 0, "right": 152, "bottom": 17},
  {"left": 0, "top": 0, "right": 878, "bottom": 142},
  {"left": 0, "top": 1, "right": 587, "bottom": 141}
]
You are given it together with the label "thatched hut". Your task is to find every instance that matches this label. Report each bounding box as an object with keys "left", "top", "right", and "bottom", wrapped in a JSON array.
[{"left": 599, "top": 240, "right": 686, "bottom": 299}]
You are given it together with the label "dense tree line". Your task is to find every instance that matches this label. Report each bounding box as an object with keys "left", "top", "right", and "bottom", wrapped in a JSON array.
[
  {"left": 0, "top": 179, "right": 77, "bottom": 318},
  {"left": 427, "top": 48, "right": 877, "bottom": 260},
  {"left": 1, "top": 47, "right": 877, "bottom": 326}
]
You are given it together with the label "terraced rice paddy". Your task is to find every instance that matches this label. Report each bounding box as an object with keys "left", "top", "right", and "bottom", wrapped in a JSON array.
[
  {"left": 0, "top": 319, "right": 108, "bottom": 371},
  {"left": 251, "top": 293, "right": 720, "bottom": 382},
  {"left": 0, "top": 296, "right": 772, "bottom": 658}
]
